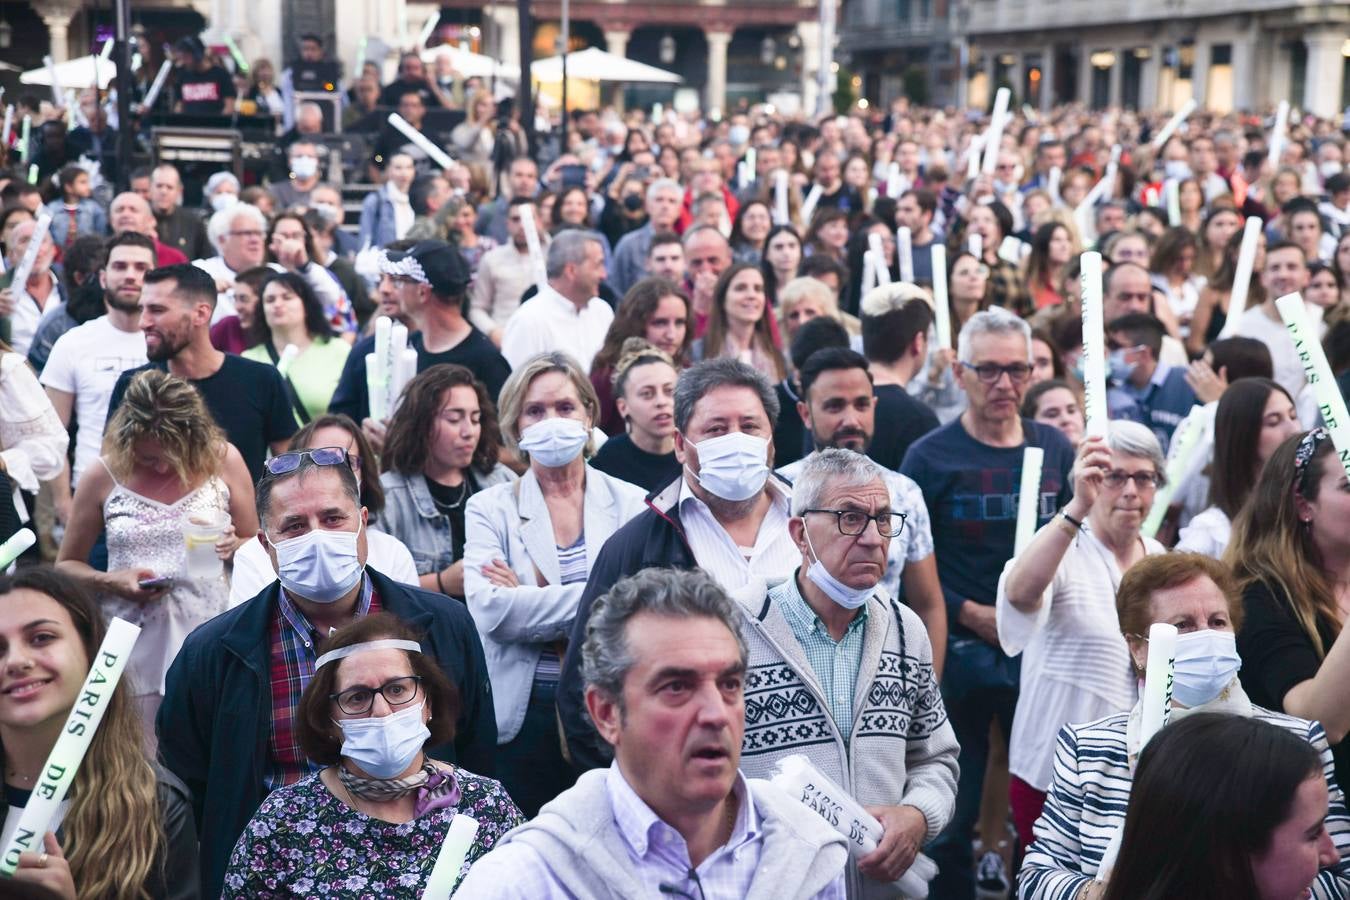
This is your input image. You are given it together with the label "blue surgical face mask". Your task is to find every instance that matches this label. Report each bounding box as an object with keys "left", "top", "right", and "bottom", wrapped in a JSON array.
[
  {"left": 336, "top": 700, "right": 430, "bottom": 778},
  {"left": 802, "top": 527, "right": 873, "bottom": 610},
  {"left": 271, "top": 521, "right": 364, "bottom": 603},
  {"left": 1108, "top": 348, "right": 1137, "bottom": 382},
  {"left": 1170, "top": 629, "right": 1242, "bottom": 708}
]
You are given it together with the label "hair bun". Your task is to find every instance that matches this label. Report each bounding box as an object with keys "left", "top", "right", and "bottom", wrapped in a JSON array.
[{"left": 612, "top": 338, "right": 676, "bottom": 389}]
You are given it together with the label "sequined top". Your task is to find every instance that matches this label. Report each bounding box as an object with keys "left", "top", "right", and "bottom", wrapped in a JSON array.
[{"left": 101, "top": 460, "right": 231, "bottom": 696}]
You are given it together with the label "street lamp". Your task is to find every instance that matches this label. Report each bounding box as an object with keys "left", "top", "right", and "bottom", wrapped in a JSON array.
[
  {"left": 660, "top": 33, "right": 676, "bottom": 65},
  {"left": 761, "top": 36, "right": 776, "bottom": 67}
]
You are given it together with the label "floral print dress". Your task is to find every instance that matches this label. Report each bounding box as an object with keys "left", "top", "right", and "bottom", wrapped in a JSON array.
[{"left": 222, "top": 768, "right": 523, "bottom": 898}]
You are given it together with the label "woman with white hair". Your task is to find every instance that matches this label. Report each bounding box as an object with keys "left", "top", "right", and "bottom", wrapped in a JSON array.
[
  {"left": 778, "top": 275, "right": 861, "bottom": 347},
  {"left": 204, "top": 171, "right": 240, "bottom": 214},
  {"left": 995, "top": 420, "right": 1168, "bottom": 856}
]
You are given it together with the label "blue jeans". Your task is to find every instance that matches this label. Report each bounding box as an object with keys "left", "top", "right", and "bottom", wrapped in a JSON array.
[
  {"left": 928, "top": 635, "right": 1019, "bottom": 900},
  {"left": 495, "top": 679, "right": 578, "bottom": 818}
]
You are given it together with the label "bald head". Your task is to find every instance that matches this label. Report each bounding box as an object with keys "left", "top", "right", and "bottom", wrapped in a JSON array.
[
  {"left": 110, "top": 192, "right": 157, "bottom": 238},
  {"left": 150, "top": 165, "right": 183, "bottom": 214}
]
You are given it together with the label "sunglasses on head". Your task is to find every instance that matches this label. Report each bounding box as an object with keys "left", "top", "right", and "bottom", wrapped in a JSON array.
[{"left": 263, "top": 446, "right": 351, "bottom": 477}]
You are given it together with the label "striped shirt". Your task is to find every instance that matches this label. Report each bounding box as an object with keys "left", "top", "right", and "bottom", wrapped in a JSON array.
[
  {"left": 774, "top": 576, "right": 868, "bottom": 733},
  {"left": 677, "top": 474, "right": 799, "bottom": 593},
  {"left": 535, "top": 536, "right": 587, "bottom": 683},
  {"left": 1018, "top": 704, "right": 1350, "bottom": 900}
]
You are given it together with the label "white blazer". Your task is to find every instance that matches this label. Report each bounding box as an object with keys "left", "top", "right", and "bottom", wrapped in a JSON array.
[{"left": 463, "top": 465, "right": 647, "bottom": 742}]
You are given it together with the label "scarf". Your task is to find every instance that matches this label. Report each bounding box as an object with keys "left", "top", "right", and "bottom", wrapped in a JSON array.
[
  {"left": 338, "top": 762, "right": 462, "bottom": 817},
  {"left": 387, "top": 184, "right": 415, "bottom": 240},
  {"left": 1123, "top": 676, "right": 1253, "bottom": 772}
]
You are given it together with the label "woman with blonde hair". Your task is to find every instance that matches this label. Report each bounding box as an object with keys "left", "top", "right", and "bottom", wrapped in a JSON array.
[
  {"left": 462, "top": 352, "right": 647, "bottom": 815},
  {"left": 778, "top": 275, "right": 860, "bottom": 346},
  {"left": 57, "top": 370, "right": 256, "bottom": 736},
  {"left": 0, "top": 566, "right": 198, "bottom": 899}
]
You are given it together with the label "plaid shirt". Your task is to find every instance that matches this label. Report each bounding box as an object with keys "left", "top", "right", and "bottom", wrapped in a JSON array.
[
  {"left": 265, "top": 576, "right": 379, "bottom": 792},
  {"left": 986, "top": 256, "right": 1034, "bottom": 318},
  {"left": 774, "top": 575, "right": 869, "bottom": 733}
]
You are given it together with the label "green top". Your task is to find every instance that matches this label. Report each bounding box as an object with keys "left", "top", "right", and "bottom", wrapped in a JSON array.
[
  {"left": 773, "top": 572, "right": 870, "bottom": 734},
  {"left": 243, "top": 337, "right": 351, "bottom": 424}
]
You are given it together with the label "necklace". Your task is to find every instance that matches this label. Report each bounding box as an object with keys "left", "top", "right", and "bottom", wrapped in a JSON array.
[{"left": 436, "top": 480, "right": 469, "bottom": 511}]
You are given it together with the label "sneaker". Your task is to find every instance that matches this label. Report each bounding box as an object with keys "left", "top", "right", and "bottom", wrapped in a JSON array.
[{"left": 975, "top": 849, "right": 1010, "bottom": 898}]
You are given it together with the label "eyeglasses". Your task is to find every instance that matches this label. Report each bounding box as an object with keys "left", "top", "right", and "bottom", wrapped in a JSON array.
[
  {"left": 263, "top": 446, "right": 350, "bottom": 476},
  {"left": 228, "top": 229, "right": 265, "bottom": 240},
  {"left": 1102, "top": 470, "right": 1162, "bottom": 489},
  {"left": 961, "top": 361, "right": 1034, "bottom": 384},
  {"left": 331, "top": 675, "right": 423, "bottom": 716},
  {"left": 802, "top": 508, "right": 907, "bottom": 538}
]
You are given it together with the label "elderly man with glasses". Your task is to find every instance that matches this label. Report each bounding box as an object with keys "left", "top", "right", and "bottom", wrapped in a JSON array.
[
  {"left": 899, "top": 306, "right": 1075, "bottom": 900},
  {"left": 157, "top": 444, "right": 496, "bottom": 899},
  {"left": 734, "top": 449, "right": 959, "bottom": 898}
]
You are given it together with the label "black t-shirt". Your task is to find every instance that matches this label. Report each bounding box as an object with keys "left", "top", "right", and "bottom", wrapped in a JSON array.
[
  {"left": 108, "top": 356, "right": 298, "bottom": 483},
  {"left": 867, "top": 384, "right": 941, "bottom": 471},
  {"left": 1238, "top": 579, "right": 1349, "bottom": 789},
  {"left": 773, "top": 379, "right": 811, "bottom": 469},
  {"left": 589, "top": 434, "right": 680, "bottom": 494},
  {"left": 816, "top": 183, "right": 865, "bottom": 215},
  {"left": 328, "top": 327, "right": 512, "bottom": 424},
  {"left": 175, "top": 65, "right": 236, "bottom": 115},
  {"left": 425, "top": 473, "right": 478, "bottom": 565}
]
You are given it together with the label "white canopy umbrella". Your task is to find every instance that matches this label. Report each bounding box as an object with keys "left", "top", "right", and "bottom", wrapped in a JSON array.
[
  {"left": 20, "top": 54, "right": 114, "bottom": 90},
  {"left": 531, "top": 47, "right": 681, "bottom": 84},
  {"left": 419, "top": 45, "right": 520, "bottom": 80}
]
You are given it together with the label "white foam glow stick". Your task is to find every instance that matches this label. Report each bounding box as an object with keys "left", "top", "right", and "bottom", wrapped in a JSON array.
[
  {"left": 886, "top": 162, "right": 904, "bottom": 197},
  {"left": 861, "top": 251, "right": 878, "bottom": 293},
  {"left": 277, "top": 344, "right": 300, "bottom": 377},
  {"left": 1079, "top": 251, "right": 1109, "bottom": 439},
  {"left": 100, "top": 38, "right": 115, "bottom": 61},
  {"left": 736, "top": 161, "right": 751, "bottom": 189},
  {"left": 981, "top": 87, "right": 1011, "bottom": 175},
  {"left": 868, "top": 233, "right": 890, "bottom": 285},
  {"left": 773, "top": 170, "right": 789, "bottom": 225},
  {"left": 367, "top": 317, "right": 394, "bottom": 420},
  {"left": 1268, "top": 100, "right": 1290, "bottom": 169},
  {"left": 745, "top": 147, "right": 756, "bottom": 176},
  {"left": 392, "top": 347, "right": 418, "bottom": 414},
  {"left": 417, "top": 11, "right": 441, "bottom": 49},
  {"left": 1141, "top": 405, "right": 1205, "bottom": 537},
  {"left": 0, "top": 618, "right": 140, "bottom": 875},
  {"left": 18, "top": 115, "right": 28, "bottom": 163},
  {"left": 1015, "top": 447, "right": 1045, "bottom": 555},
  {"left": 43, "top": 56, "right": 61, "bottom": 105},
  {"left": 11, "top": 211, "right": 52, "bottom": 301},
  {"left": 931, "top": 244, "right": 951, "bottom": 349},
  {"left": 1165, "top": 180, "right": 1181, "bottom": 227},
  {"left": 799, "top": 184, "right": 823, "bottom": 228},
  {"left": 517, "top": 203, "right": 548, "bottom": 287},
  {"left": 2, "top": 106, "right": 12, "bottom": 151},
  {"left": 388, "top": 113, "right": 456, "bottom": 170},
  {"left": 0, "top": 528, "right": 35, "bottom": 570},
  {"left": 1047, "top": 165, "right": 1062, "bottom": 206},
  {"left": 1151, "top": 99, "right": 1197, "bottom": 150},
  {"left": 420, "top": 813, "right": 479, "bottom": 898},
  {"left": 1218, "top": 216, "right": 1264, "bottom": 339},
  {"left": 1277, "top": 293, "right": 1350, "bottom": 481},
  {"left": 141, "top": 60, "right": 172, "bottom": 112},
  {"left": 897, "top": 226, "right": 914, "bottom": 283},
  {"left": 965, "top": 133, "right": 984, "bottom": 181},
  {"left": 967, "top": 232, "right": 982, "bottom": 261},
  {"left": 65, "top": 89, "right": 77, "bottom": 128}
]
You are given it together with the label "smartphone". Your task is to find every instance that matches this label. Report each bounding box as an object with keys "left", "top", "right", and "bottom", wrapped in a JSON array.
[
  {"left": 138, "top": 575, "right": 173, "bottom": 590},
  {"left": 558, "top": 164, "right": 587, "bottom": 189}
]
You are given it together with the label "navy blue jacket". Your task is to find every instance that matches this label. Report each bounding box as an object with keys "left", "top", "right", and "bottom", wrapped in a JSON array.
[{"left": 156, "top": 568, "right": 497, "bottom": 900}]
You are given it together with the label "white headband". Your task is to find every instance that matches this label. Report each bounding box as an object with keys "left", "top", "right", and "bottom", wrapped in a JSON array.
[{"left": 315, "top": 638, "right": 422, "bottom": 671}]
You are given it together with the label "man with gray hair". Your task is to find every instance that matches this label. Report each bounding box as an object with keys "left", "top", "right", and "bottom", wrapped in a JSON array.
[
  {"left": 459, "top": 568, "right": 849, "bottom": 899},
  {"left": 610, "top": 178, "right": 685, "bottom": 296},
  {"left": 500, "top": 229, "right": 613, "bottom": 373},
  {"left": 736, "top": 448, "right": 959, "bottom": 897},
  {"left": 899, "top": 306, "right": 1075, "bottom": 899},
  {"left": 560, "top": 357, "right": 801, "bottom": 770}
]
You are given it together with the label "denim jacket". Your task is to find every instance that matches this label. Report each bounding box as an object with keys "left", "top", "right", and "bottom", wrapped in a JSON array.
[{"left": 378, "top": 465, "right": 516, "bottom": 575}]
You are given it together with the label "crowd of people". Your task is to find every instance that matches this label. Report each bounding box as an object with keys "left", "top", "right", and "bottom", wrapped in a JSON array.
[{"left": 1, "top": 27, "right": 1350, "bottom": 900}]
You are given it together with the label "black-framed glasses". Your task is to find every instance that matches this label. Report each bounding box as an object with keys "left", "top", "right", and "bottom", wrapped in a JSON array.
[
  {"left": 1103, "top": 470, "right": 1163, "bottom": 489},
  {"left": 331, "top": 675, "right": 423, "bottom": 716},
  {"left": 264, "top": 446, "right": 350, "bottom": 476},
  {"left": 803, "top": 508, "right": 907, "bottom": 538},
  {"left": 960, "top": 361, "right": 1033, "bottom": 384}
]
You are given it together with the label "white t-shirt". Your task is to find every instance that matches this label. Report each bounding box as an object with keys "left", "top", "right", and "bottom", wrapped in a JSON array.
[
  {"left": 39, "top": 316, "right": 147, "bottom": 484},
  {"left": 227, "top": 530, "right": 420, "bottom": 607},
  {"left": 1236, "top": 304, "right": 1306, "bottom": 401},
  {"left": 499, "top": 285, "right": 613, "bottom": 375}
]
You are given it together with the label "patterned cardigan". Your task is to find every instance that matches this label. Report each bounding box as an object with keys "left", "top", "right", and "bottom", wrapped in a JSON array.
[{"left": 733, "top": 577, "right": 961, "bottom": 900}]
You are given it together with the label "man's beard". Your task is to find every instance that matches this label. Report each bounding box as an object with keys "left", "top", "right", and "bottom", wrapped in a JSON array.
[{"left": 105, "top": 289, "right": 139, "bottom": 315}]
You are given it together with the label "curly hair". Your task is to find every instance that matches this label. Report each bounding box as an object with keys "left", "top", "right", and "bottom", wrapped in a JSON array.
[
  {"left": 381, "top": 364, "right": 503, "bottom": 478},
  {"left": 592, "top": 277, "right": 691, "bottom": 372},
  {"left": 102, "top": 369, "right": 224, "bottom": 486}
]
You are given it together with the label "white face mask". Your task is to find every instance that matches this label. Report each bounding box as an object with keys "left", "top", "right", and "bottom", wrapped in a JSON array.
[
  {"left": 270, "top": 521, "right": 364, "bottom": 603},
  {"left": 687, "top": 432, "right": 770, "bottom": 502},
  {"left": 336, "top": 700, "right": 430, "bottom": 778},
  {"left": 210, "top": 193, "right": 238, "bottom": 213},
  {"left": 802, "top": 527, "right": 872, "bottom": 610},
  {"left": 311, "top": 201, "right": 342, "bottom": 224},
  {"left": 1163, "top": 160, "right": 1192, "bottom": 180},
  {"left": 518, "top": 418, "right": 589, "bottom": 468},
  {"left": 1322, "top": 161, "right": 1344, "bottom": 179},
  {"left": 1170, "top": 629, "right": 1242, "bottom": 708},
  {"left": 291, "top": 156, "right": 320, "bottom": 179}
]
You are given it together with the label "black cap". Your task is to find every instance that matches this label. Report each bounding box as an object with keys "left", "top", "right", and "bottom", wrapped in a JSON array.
[{"left": 385, "top": 240, "right": 471, "bottom": 296}]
